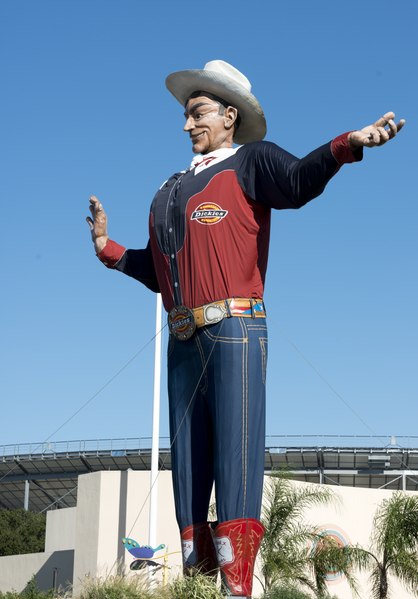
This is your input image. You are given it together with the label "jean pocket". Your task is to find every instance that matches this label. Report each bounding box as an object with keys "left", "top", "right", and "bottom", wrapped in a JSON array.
[{"left": 201, "top": 317, "right": 248, "bottom": 343}]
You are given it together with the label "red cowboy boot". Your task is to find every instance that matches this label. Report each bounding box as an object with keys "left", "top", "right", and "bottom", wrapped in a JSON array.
[
  {"left": 181, "top": 521, "right": 218, "bottom": 576},
  {"left": 213, "top": 518, "right": 265, "bottom": 598}
]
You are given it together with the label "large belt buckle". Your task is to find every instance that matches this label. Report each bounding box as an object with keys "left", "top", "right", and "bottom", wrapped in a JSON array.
[
  {"left": 168, "top": 305, "right": 196, "bottom": 341},
  {"left": 203, "top": 302, "right": 227, "bottom": 325}
]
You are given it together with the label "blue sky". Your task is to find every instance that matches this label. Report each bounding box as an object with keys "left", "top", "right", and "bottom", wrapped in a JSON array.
[{"left": 1, "top": 0, "right": 417, "bottom": 449}]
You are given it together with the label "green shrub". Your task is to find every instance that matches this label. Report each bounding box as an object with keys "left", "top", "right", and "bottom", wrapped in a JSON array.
[
  {"left": 263, "top": 586, "right": 313, "bottom": 599},
  {"left": 166, "top": 573, "right": 223, "bottom": 599},
  {"left": 79, "top": 574, "right": 155, "bottom": 599},
  {"left": 0, "top": 511, "right": 46, "bottom": 557},
  {"left": 263, "top": 587, "right": 339, "bottom": 599},
  {"left": 23, "top": 578, "right": 54, "bottom": 599},
  {"left": 0, "top": 576, "right": 57, "bottom": 598}
]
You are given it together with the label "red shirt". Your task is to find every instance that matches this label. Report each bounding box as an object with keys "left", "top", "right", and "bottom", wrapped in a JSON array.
[{"left": 98, "top": 135, "right": 361, "bottom": 312}]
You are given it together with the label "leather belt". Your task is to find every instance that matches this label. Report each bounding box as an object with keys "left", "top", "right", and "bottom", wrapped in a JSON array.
[
  {"left": 193, "top": 298, "right": 266, "bottom": 327},
  {"left": 168, "top": 298, "right": 266, "bottom": 341}
]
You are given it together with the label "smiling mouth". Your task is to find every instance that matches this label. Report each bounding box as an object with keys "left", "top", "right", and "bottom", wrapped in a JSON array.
[{"left": 191, "top": 132, "right": 205, "bottom": 142}]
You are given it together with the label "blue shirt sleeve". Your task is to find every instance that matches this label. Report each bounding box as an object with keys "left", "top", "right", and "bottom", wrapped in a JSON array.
[
  {"left": 235, "top": 140, "right": 342, "bottom": 209},
  {"left": 114, "top": 240, "right": 160, "bottom": 293}
]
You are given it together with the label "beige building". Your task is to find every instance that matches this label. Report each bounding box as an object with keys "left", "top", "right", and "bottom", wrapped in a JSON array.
[{"left": 0, "top": 469, "right": 417, "bottom": 598}]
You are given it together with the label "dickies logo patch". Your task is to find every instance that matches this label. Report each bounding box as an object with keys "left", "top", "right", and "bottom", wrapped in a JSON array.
[{"left": 191, "top": 203, "right": 228, "bottom": 225}]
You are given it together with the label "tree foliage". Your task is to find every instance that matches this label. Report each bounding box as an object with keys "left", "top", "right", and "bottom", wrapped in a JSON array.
[
  {"left": 259, "top": 477, "right": 418, "bottom": 599},
  {"left": 367, "top": 492, "right": 418, "bottom": 598},
  {"left": 263, "top": 585, "right": 314, "bottom": 598},
  {"left": 0, "top": 509, "right": 46, "bottom": 556},
  {"left": 260, "top": 473, "right": 342, "bottom": 594},
  {"left": 308, "top": 536, "right": 371, "bottom": 598},
  {"left": 79, "top": 572, "right": 223, "bottom": 599}
]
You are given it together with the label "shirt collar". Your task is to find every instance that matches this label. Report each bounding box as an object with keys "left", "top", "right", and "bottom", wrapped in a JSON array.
[{"left": 190, "top": 147, "right": 239, "bottom": 174}]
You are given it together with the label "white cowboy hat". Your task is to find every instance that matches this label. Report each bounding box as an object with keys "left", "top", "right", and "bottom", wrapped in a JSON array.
[{"left": 165, "top": 60, "right": 266, "bottom": 144}]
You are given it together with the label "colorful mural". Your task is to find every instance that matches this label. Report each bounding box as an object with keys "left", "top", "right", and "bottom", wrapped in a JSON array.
[{"left": 312, "top": 525, "right": 351, "bottom": 585}]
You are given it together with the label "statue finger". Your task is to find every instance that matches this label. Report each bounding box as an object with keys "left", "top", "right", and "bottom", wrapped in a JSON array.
[
  {"left": 377, "top": 126, "right": 390, "bottom": 143},
  {"left": 374, "top": 112, "right": 395, "bottom": 128},
  {"left": 386, "top": 119, "right": 397, "bottom": 138}
]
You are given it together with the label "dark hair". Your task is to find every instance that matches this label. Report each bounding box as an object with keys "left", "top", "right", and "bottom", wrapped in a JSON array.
[{"left": 187, "top": 91, "right": 241, "bottom": 132}]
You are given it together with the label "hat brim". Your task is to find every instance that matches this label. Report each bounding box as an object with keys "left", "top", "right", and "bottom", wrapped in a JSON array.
[{"left": 165, "top": 69, "right": 266, "bottom": 144}]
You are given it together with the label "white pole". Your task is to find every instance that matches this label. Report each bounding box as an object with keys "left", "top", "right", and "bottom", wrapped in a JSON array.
[
  {"left": 149, "top": 292, "right": 163, "bottom": 548},
  {"left": 24, "top": 480, "right": 30, "bottom": 511}
]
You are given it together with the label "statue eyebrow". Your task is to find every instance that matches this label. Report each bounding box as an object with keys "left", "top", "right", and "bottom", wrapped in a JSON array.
[{"left": 184, "top": 102, "right": 213, "bottom": 118}]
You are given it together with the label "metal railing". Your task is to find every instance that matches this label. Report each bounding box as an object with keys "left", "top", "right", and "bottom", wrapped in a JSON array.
[
  {"left": 1, "top": 435, "right": 418, "bottom": 459},
  {"left": 265, "top": 434, "right": 418, "bottom": 449},
  {"left": 0, "top": 437, "right": 171, "bottom": 458}
]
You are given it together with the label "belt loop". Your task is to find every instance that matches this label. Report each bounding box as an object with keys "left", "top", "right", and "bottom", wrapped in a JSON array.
[
  {"left": 224, "top": 299, "right": 232, "bottom": 318},
  {"left": 250, "top": 298, "right": 255, "bottom": 319}
]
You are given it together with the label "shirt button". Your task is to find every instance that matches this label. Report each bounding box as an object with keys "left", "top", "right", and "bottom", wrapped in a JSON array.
[
  {"left": 174, "top": 282, "right": 178, "bottom": 287},
  {"left": 169, "top": 227, "right": 173, "bottom": 233},
  {"left": 171, "top": 254, "right": 175, "bottom": 259},
  {"left": 170, "top": 201, "right": 174, "bottom": 206}
]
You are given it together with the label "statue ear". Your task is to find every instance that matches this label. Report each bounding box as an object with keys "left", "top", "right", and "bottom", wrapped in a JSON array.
[{"left": 224, "top": 106, "right": 238, "bottom": 130}]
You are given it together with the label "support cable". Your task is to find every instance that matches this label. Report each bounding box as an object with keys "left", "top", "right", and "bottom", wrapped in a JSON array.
[
  {"left": 0, "top": 326, "right": 167, "bottom": 485},
  {"left": 269, "top": 314, "right": 414, "bottom": 474}
]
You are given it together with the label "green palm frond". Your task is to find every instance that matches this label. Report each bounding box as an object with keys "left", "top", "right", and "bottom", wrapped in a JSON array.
[
  {"left": 260, "top": 474, "right": 339, "bottom": 592},
  {"left": 369, "top": 563, "right": 387, "bottom": 599},
  {"left": 260, "top": 477, "right": 418, "bottom": 598},
  {"left": 373, "top": 492, "right": 418, "bottom": 557},
  {"left": 391, "top": 550, "right": 418, "bottom": 594},
  {"left": 309, "top": 540, "right": 374, "bottom": 597},
  {"left": 370, "top": 492, "right": 418, "bottom": 598},
  {"left": 263, "top": 586, "right": 313, "bottom": 599}
]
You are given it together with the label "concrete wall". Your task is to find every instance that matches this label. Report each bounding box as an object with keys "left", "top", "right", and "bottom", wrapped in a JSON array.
[
  {"left": 0, "top": 506, "right": 76, "bottom": 593},
  {"left": 45, "top": 507, "right": 76, "bottom": 552},
  {"left": 71, "top": 471, "right": 418, "bottom": 599},
  {"left": 287, "top": 480, "right": 417, "bottom": 599},
  {"left": 1, "top": 471, "right": 418, "bottom": 598},
  {"left": 0, "top": 508, "right": 77, "bottom": 593},
  {"left": 0, "top": 550, "right": 74, "bottom": 594},
  {"left": 72, "top": 470, "right": 181, "bottom": 595}
]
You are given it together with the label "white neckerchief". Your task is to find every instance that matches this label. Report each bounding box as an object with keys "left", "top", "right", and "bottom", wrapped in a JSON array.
[
  {"left": 158, "top": 147, "right": 241, "bottom": 189},
  {"left": 190, "top": 147, "right": 240, "bottom": 175}
]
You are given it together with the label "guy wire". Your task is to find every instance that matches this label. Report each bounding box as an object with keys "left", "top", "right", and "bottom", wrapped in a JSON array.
[
  {"left": 269, "top": 313, "right": 415, "bottom": 475},
  {"left": 3, "top": 311, "right": 416, "bottom": 552},
  {"left": 127, "top": 317, "right": 226, "bottom": 537},
  {"left": 0, "top": 325, "right": 167, "bottom": 485},
  {"left": 107, "top": 318, "right": 227, "bottom": 577}
]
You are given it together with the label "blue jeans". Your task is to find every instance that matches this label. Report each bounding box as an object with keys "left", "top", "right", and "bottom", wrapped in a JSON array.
[{"left": 167, "top": 316, "right": 268, "bottom": 530}]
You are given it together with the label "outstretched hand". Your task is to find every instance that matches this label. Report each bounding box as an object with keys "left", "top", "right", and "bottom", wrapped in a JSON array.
[
  {"left": 86, "top": 195, "right": 109, "bottom": 253},
  {"left": 348, "top": 112, "right": 405, "bottom": 149}
]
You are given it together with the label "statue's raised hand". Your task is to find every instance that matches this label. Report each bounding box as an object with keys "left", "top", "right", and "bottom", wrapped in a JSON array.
[
  {"left": 348, "top": 112, "right": 405, "bottom": 149},
  {"left": 86, "top": 195, "right": 109, "bottom": 253}
]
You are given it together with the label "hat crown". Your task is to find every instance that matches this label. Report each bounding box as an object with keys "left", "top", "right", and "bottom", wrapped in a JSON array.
[
  {"left": 203, "top": 60, "right": 252, "bottom": 93},
  {"left": 165, "top": 59, "right": 266, "bottom": 143}
]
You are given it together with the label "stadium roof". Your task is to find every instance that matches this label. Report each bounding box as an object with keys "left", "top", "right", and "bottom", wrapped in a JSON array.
[{"left": 1, "top": 436, "right": 418, "bottom": 512}]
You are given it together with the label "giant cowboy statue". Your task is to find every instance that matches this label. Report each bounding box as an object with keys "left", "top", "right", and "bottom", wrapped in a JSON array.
[{"left": 86, "top": 61, "right": 405, "bottom": 598}]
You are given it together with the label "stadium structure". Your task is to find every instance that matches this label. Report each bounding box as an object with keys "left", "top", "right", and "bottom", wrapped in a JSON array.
[{"left": 2, "top": 434, "right": 418, "bottom": 512}]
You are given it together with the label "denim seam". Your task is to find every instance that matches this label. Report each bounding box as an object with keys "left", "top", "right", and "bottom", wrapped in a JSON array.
[
  {"left": 239, "top": 317, "right": 249, "bottom": 517},
  {"left": 201, "top": 326, "right": 245, "bottom": 343},
  {"left": 194, "top": 334, "right": 208, "bottom": 395},
  {"left": 259, "top": 337, "right": 268, "bottom": 386}
]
